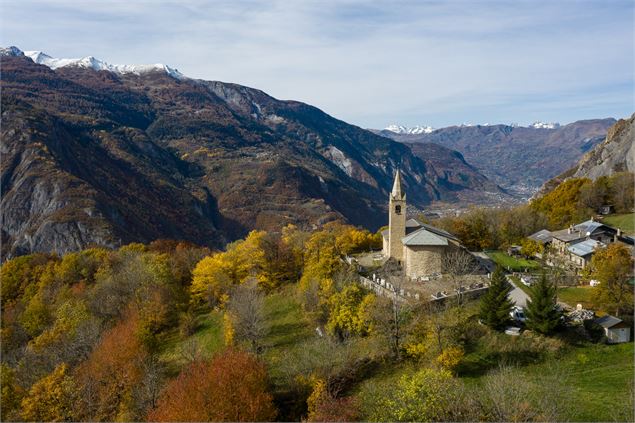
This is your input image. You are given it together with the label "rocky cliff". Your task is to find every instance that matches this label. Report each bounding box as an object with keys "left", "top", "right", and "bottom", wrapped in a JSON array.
[{"left": 570, "top": 114, "right": 635, "bottom": 180}]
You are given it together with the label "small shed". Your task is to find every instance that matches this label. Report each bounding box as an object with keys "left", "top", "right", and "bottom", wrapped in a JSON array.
[{"left": 594, "top": 315, "right": 631, "bottom": 344}]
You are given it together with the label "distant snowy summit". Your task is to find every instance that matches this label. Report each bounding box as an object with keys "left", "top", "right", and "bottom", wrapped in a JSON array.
[
  {"left": 1, "top": 46, "right": 185, "bottom": 79},
  {"left": 384, "top": 124, "right": 435, "bottom": 134},
  {"left": 528, "top": 121, "right": 561, "bottom": 129},
  {"left": 384, "top": 121, "right": 561, "bottom": 133}
]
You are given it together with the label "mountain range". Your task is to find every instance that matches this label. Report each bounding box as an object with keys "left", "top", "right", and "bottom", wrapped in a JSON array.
[
  {"left": 374, "top": 119, "right": 615, "bottom": 196},
  {"left": 1, "top": 47, "right": 513, "bottom": 258}
]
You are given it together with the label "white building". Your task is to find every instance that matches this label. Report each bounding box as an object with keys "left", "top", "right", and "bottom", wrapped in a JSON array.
[{"left": 594, "top": 315, "right": 631, "bottom": 344}]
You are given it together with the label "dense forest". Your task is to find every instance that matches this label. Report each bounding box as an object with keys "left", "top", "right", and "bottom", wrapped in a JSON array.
[{"left": 1, "top": 218, "right": 632, "bottom": 421}]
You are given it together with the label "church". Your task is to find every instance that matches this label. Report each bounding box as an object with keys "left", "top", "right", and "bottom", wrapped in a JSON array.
[{"left": 381, "top": 170, "right": 463, "bottom": 279}]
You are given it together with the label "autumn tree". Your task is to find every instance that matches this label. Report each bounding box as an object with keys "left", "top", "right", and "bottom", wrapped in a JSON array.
[
  {"left": 447, "top": 208, "right": 496, "bottom": 250},
  {"left": 74, "top": 311, "right": 149, "bottom": 421},
  {"left": 608, "top": 172, "right": 634, "bottom": 213},
  {"left": 325, "top": 284, "right": 375, "bottom": 340},
  {"left": 306, "top": 378, "right": 359, "bottom": 422},
  {"left": 531, "top": 178, "right": 592, "bottom": 228},
  {"left": 588, "top": 243, "right": 634, "bottom": 317},
  {"left": 363, "top": 368, "right": 467, "bottom": 422},
  {"left": 520, "top": 238, "right": 542, "bottom": 258},
  {"left": 20, "top": 364, "right": 77, "bottom": 422},
  {"left": 147, "top": 349, "right": 276, "bottom": 422},
  {"left": 190, "top": 230, "right": 269, "bottom": 307},
  {"left": 1, "top": 363, "right": 23, "bottom": 420}
]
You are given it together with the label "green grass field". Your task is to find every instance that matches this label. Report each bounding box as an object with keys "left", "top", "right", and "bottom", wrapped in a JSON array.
[
  {"left": 486, "top": 250, "right": 541, "bottom": 272},
  {"left": 603, "top": 213, "right": 635, "bottom": 234},
  {"left": 524, "top": 342, "right": 634, "bottom": 421},
  {"left": 558, "top": 285, "right": 595, "bottom": 309}
]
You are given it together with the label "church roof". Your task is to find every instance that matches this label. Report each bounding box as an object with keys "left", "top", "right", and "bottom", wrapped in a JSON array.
[
  {"left": 401, "top": 223, "right": 459, "bottom": 246},
  {"left": 391, "top": 170, "right": 405, "bottom": 199}
]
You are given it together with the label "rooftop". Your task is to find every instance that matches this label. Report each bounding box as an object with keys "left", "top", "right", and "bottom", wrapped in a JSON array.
[
  {"left": 594, "top": 315, "right": 624, "bottom": 329},
  {"left": 567, "top": 239, "right": 604, "bottom": 257},
  {"left": 528, "top": 229, "right": 553, "bottom": 244},
  {"left": 574, "top": 219, "right": 610, "bottom": 236},
  {"left": 401, "top": 223, "right": 458, "bottom": 246},
  {"left": 551, "top": 228, "right": 586, "bottom": 242}
]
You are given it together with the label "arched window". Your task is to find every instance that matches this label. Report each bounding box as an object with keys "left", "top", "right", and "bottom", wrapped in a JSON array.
[{"left": 395, "top": 205, "right": 401, "bottom": 214}]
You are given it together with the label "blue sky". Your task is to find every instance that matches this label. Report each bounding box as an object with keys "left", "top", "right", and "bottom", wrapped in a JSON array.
[{"left": 1, "top": 0, "right": 633, "bottom": 128}]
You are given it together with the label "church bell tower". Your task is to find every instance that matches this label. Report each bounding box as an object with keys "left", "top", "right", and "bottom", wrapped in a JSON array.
[{"left": 388, "top": 170, "right": 406, "bottom": 261}]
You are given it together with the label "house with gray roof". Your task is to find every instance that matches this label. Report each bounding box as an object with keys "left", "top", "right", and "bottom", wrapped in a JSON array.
[
  {"left": 566, "top": 239, "right": 605, "bottom": 269},
  {"left": 594, "top": 315, "right": 631, "bottom": 343},
  {"left": 528, "top": 229, "right": 553, "bottom": 245}
]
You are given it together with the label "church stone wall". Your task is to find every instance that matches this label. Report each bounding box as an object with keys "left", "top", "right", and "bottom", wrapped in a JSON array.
[{"left": 403, "top": 245, "right": 444, "bottom": 278}]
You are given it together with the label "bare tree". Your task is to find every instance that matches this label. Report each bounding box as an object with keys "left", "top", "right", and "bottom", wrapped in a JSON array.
[
  {"left": 475, "top": 364, "right": 570, "bottom": 422},
  {"left": 373, "top": 259, "right": 408, "bottom": 360},
  {"left": 226, "top": 278, "right": 268, "bottom": 353},
  {"left": 442, "top": 249, "right": 480, "bottom": 308}
]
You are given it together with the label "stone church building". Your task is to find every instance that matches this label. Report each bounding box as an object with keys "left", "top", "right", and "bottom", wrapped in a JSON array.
[{"left": 381, "top": 171, "right": 462, "bottom": 279}]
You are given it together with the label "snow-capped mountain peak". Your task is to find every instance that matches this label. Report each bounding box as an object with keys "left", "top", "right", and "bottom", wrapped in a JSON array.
[
  {"left": 0, "top": 46, "right": 24, "bottom": 57},
  {"left": 384, "top": 124, "right": 435, "bottom": 134},
  {"left": 530, "top": 121, "right": 560, "bottom": 129},
  {"left": 2, "top": 46, "right": 185, "bottom": 79}
]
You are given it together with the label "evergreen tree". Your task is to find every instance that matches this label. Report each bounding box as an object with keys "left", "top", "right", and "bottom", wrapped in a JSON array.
[
  {"left": 479, "top": 266, "right": 514, "bottom": 330},
  {"left": 525, "top": 273, "right": 561, "bottom": 334}
]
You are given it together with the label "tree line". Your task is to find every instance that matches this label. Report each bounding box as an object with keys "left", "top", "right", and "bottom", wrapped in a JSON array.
[{"left": 433, "top": 172, "right": 633, "bottom": 251}]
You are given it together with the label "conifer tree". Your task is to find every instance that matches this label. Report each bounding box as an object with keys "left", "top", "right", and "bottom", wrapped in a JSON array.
[
  {"left": 525, "top": 273, "right": 561, "bottom": 335},
  {"left": 479, "top": 266, "right": 513, "bottom": 330}
]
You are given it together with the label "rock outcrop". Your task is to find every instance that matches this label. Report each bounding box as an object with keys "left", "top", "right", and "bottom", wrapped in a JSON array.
[{"left": 570, "top": 114, "right": 635, "bottom": 180}]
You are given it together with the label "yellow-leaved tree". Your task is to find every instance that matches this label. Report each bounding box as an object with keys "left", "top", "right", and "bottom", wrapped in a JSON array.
[
  {"left": 325, "top": 284, "right": 375, "bottom": 340},
  {"left": 587, "top": 243, "right": 634, "bottom": 317},
  {"left": 190, "top": 230, "right": 268, "bottom": 307},
  {"left": 20, "top": 363, "right": 77, "bottom": 422}
]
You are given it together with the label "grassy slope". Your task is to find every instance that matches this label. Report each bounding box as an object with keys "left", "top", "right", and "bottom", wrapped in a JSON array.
[
  {"left": 525, "top": 342, "right": 633, "bottom": 421},
  {"left": 486, "top": 251, "right": 541, "bottom": 272},
  {"left": 158, "top": 286, "right": 632, "bottom": 422},
  {"left": 603, "top": 213, "right": 635, "bottom": 234},
  {"left": 558, "top": 285, "right": 595, "bottom": 309}
]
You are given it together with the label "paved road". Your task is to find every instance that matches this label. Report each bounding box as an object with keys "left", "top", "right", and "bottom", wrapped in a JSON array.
[{"left": 506, "top": 275, "right": 529, "bottom": 308}]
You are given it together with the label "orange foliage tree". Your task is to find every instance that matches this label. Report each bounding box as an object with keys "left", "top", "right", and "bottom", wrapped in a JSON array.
[
  {"left": 148, "top": 349, "right": 276, "bottom": 422},
  {"left": 75, "top": 311, "right": 149, "bottom": 421}
]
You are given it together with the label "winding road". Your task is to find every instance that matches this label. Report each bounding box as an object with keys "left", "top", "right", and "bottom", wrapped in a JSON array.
[{"left": 506, "top": 275, "right": 529, "bottom": 307}]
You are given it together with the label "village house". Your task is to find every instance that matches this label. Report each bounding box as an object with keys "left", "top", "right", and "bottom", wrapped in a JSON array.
[
  {"left": 566, "top": 239, "right": 605, "bottom": 269},
  {"left": 594, "top": 315, "right": 631, "bottom": 344},
  {"left": 381, "top": 171, "right": 463, "bottom": 279},
  {"left": 528, "top": 218, "right": 626, "bottom": 268}
]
